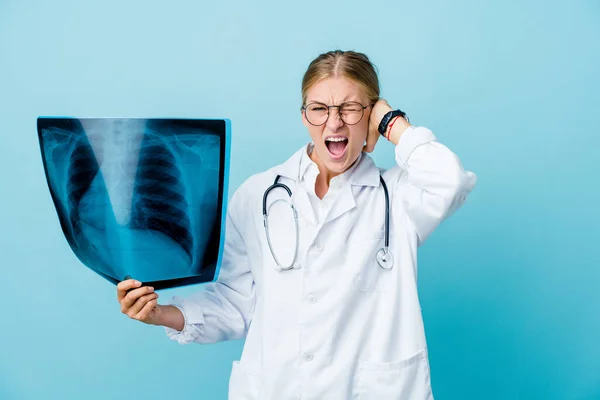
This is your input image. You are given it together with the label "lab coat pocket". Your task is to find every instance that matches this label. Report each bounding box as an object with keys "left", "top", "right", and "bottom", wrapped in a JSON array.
[
  {"left": 355, "top": 349, "right": 433, "bottom": 400},
  {"left": 228, "top": 361, "right": 261, "bottom": 400}
]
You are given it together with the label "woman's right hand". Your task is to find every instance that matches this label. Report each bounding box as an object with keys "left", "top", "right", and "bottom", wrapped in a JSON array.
[{"left": 117, "top": 279, "right": 160, "bottom": 325}]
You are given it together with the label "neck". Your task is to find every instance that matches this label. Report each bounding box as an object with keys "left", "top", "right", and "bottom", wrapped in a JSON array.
[
  {"left": 309, "top": 148, "right": 362, "bottom": 200},
  {"left": 310, "top": 152, "right": 338, "bottom": 184},
  {"left": 309, "top": 150, "right": 337, "bottom": 199}
]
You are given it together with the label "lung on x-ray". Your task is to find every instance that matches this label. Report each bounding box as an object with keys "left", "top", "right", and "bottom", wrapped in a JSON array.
[{"left": 37, "top": 117, "right": 231, "bottom": 289}]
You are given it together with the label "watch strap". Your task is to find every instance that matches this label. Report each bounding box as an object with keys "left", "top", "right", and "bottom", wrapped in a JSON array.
[{"left": 378, "top": 109, "right": 408, "bottom": 136}]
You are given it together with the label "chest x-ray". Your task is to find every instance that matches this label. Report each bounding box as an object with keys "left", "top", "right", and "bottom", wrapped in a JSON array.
[{"left": 37, "top": 117, "right": 231, "bottom": 289}]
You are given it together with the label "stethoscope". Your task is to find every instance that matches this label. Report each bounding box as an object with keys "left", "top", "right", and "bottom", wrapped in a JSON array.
[{"left": 262, "top": 175, "right": 393, "bottom": 271}]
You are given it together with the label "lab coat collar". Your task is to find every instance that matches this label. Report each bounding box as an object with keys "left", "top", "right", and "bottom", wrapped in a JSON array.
[
  {"left": 270, "top": 144, "right": 381, "bottom": 227},
  {"left": 271, "top": 143, "right": 381, "bottom": 187}
]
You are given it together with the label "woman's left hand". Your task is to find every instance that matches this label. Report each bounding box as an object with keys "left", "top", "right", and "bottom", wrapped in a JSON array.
[{"left": 364, "top": 99, "right": 393, "bottom": 153}]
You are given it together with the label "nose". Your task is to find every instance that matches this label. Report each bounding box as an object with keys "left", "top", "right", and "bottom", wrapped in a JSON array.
[{"left": 325, "top": 108, "right": 344, "bottom": 132}]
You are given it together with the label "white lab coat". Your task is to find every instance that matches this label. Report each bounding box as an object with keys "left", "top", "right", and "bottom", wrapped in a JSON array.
[{"left": 165, "top": 126, "right": 477, "bottom": 399}]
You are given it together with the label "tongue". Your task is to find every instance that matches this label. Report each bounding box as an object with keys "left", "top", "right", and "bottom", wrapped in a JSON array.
[{"left": 328, "top": 140, "right": 347, "bottom": 155}]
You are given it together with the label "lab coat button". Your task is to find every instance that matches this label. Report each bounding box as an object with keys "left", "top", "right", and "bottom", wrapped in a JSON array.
[
  {"left": 307, "top": 294, "right": 317, "bottom": 303},
  {"left": 313, "top": 243, "right": 323, "bottom": 252},
  {"left": 304, "top": 352, "right": 314, "bottom": 361}
]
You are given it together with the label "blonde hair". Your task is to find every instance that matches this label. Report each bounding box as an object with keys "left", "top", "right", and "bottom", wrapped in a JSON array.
[{"left": 301, "top": 50, "right": 380, "bottom": 107}]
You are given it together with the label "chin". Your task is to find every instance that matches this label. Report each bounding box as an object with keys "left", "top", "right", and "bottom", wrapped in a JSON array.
[{"left": 323, "top": 161, "right": 347, "bottom": 174}]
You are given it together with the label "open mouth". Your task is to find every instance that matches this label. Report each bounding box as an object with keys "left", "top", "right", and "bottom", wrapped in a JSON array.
[{"left": 325, "top": 136, "right": 348, "bottom": 159}]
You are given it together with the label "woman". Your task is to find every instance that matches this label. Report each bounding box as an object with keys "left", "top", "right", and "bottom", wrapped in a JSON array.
[{"left": 117, "top": 50, "right": 476, "bottom": 399}]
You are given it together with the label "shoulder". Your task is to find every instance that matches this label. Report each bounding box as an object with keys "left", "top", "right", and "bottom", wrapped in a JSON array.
[
  {"left": 380, "top": 164, "right": 405, "bottom": 183},
  {"left": 364, "top": 150, "right": 404, "bottom": 185},
  {"left": 232, "top": 170, "right": 275, "bottom": 203}
]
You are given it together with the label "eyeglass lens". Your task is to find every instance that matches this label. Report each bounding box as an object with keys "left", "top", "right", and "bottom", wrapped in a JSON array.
[{"left": 304, "top": 102, "right": 365, "bottom": 126}]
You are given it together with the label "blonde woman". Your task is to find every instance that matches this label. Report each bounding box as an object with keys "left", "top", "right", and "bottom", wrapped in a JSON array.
[{"left": 117, "top": 50, "right": 476, "bottom": 399}]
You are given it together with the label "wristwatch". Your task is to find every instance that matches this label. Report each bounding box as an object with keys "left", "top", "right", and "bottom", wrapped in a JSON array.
[{"left": 378, "top": 109, "right": 408, "bottom": 136}]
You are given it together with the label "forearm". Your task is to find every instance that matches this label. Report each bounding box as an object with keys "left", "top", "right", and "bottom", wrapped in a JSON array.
[
  {"left": 378, "top": 103, "right": 465, "bottom": 191},
  {"left": 155, "top": 304, "right": 185, "bottom": 331},
  {"left": 373, "top": 100, "right": 412, "bottom": 146},
  {"left": 387, "top": 115, "right": 412, "bottom": 146},
  {"left": 389, "top": 123, "right": 477, "bottom": 244},
  {"left": 162, "top": 185, "right": 256, "bottom": 344}
]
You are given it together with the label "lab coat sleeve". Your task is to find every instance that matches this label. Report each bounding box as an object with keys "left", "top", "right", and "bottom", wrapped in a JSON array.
[
  {"left": 163, "top": 187, "right": 256, "bottom": 344},
  {"left": 393, "top": 126, "right": 477, "bottom": 245}
]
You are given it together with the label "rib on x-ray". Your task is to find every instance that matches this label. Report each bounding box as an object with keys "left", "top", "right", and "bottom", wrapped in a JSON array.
[{"left": 37, "top": 117, "right": 230, "bottom": 289}]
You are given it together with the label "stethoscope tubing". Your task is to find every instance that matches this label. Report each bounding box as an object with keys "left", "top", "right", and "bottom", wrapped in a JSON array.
[{"left": 263, "top": 174, "right": 393, "bottom": 270}]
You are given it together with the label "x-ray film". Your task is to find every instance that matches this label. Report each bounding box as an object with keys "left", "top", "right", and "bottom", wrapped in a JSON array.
[{"left": 37, "top": 117, "right": 231, "bottom": 289}]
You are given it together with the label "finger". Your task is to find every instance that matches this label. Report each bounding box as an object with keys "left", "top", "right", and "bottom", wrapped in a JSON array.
[
  {"left": 117, "top": 279, "right": 141, "bottom": 302},
  {"left": 135, "top": 299, "right": 158, "bottom": 322},
  {"left": 121, "top": 286, "right": 155, "bottom": 312},
  {"left": 127, "top": 292, "right": 159, "bottom": 318},
  {"left": 122, "top": 286, "right": 154, "bottom": 311}
]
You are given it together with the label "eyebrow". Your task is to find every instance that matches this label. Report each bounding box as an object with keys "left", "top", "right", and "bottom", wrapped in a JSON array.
[{"left": 306, "top": 97, "right": 361, "bottom": 104}]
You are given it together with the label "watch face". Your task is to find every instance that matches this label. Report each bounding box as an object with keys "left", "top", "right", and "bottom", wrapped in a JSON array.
[{"left": 37, "top": 117, "right": 231, "bottom": 290}]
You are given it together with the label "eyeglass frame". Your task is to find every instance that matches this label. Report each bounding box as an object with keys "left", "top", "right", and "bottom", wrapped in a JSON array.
[{"left": 301, "top": 101, "right": 374, "bottom": 126}]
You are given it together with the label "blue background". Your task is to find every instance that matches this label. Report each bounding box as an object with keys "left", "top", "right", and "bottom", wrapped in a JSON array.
[{"left": 1, "top": 0, "right": 599, "bottom": 399}]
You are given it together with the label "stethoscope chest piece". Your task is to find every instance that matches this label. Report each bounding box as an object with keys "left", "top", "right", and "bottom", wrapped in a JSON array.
[{"left": 376, "top": 248, "right": 394, "bottom": 269}]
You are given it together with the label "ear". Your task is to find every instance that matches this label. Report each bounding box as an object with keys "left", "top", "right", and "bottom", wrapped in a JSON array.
[{"left": 301, "top": 109, "right": 309, "bottom": 128}]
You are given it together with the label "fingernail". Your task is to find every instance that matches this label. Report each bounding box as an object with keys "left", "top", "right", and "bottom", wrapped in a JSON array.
[{"left": 149, "top": 287, "right": 154, "bottom": 291}]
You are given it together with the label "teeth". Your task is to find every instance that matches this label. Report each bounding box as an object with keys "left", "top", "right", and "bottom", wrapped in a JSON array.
[{"left": 326, "top": 137, "right": 348, "bottom": 142}]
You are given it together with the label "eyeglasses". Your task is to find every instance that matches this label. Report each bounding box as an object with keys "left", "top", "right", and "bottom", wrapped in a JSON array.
[{"left": 302, "top": 101, "right": 371, "bottom": 126}]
